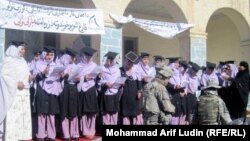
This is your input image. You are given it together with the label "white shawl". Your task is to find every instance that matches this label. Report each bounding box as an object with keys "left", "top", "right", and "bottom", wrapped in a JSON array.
[{"left": 0, "top": 45, "right": 30, "bottom": 123}]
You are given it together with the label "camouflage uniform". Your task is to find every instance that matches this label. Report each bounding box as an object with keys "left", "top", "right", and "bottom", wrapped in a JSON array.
[
  {"left": 143, "top": 65, "right": 175, "bottom": 125},
  {"left": 192, "top": 79, "right": 232, "bottom": 125}
]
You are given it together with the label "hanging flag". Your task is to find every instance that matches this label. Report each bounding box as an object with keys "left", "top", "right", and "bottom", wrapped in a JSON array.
[
  {"left": 0, "top": 0, "right": 105, "bottom": 34},
  {"left": 110, "top": 14, "right": 194, "bottom": 39}
]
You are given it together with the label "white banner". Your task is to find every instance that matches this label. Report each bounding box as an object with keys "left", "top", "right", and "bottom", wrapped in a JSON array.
[
  {"left": 110, "top": 14, "right": 193, "bottom": 39},
  {"left": 0, "top": 0, "right": 104, "bottom": 34}
]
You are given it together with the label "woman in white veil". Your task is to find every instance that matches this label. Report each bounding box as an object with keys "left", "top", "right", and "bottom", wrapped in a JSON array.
[{"left": 0, "top": 41, "right": 32, "bottom": 141}]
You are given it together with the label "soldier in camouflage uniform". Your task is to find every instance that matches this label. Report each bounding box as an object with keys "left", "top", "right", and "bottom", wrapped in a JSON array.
[
  {"left": 192, "top": 79, "right": 232, "bottom": 125},
  {"left": 143, "top": 65, "right": 175, "bottom": 125}
]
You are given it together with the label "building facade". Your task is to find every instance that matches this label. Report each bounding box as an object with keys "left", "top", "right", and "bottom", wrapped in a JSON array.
[{"left": 0, "top": 0, "right": 250, "bottom": 66}]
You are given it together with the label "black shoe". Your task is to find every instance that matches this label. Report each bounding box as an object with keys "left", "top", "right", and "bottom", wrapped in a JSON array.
[
  {"left": 48, "top": 138, "right": 55, "bottom": 141},
  {"left": 36, "top": 138, "right": 45, "bottom": 141},
  {"left": 64, "top": 138, "right": 70, "bottom": 141}
]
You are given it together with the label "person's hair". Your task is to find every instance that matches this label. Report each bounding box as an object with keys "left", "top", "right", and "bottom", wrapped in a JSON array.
[{"left": 239, "top": 61, "right": 249, "bottom": 72}]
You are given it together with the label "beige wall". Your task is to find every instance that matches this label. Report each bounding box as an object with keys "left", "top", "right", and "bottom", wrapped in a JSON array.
[
  {"left": 96, "top": 0, "right": 250, "bottom": 32},
  {"left": 239, "top": 46, "right": 250, "bottom": 65},
  {"left": 207, "top": 15, "right": 242, "bottom": 64},
  {"left": 122, "top": 12, "right": 180, "bottom": 64},
  {"left": 23, "top": 0, "right": 84, "bottom": 8},
  {"left": 18, "top": 0, "right": 250, "bottom": 64},
  {"left": 99, "top": 0, "right": 250, "bottom": 64},
  {"left": 123, "top": 23, "right": 180, "bottom": 64},
  {"left": 176, "top": 0, "right": 250, "bottom": 33},
  {"left": 59, "top": 34, "right": 79, "bottom": 49},
  {"left": 92, "top": 0, "right": 132, "bottom": 25}
]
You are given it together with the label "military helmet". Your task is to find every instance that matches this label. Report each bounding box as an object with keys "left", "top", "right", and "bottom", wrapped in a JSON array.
[
  {"left": 158, "top": 65, "right": 173, "bottom": 78},
  {"left": 202, "top": 79, "right": 221, "bottom": 90}
]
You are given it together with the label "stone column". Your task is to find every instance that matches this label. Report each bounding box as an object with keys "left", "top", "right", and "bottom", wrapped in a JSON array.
[
  {"left": 0, "top": 28, "right": 5, "bottom": 66},
  {"left": 178, "top": 31, "right": 207, "bottom": 67},
  {"left": 190, "top": 32, "right": 207, "bottom": 67},
  {"left": 100, "top": 27, "right": 122, "bottom": 66}
]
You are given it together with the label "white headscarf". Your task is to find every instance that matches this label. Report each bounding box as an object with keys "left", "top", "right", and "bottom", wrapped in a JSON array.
[
  {"left": 0, "top": 45, "right": 30, "bottom": 123},
  {"left": 5, "top": 45, "right": 19, "bottom": 58},
  {"left": 5, "top": 45, "right": 25, "bottom": 59}
]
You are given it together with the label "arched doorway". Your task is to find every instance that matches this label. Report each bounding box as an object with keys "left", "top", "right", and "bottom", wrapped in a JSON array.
[
  {"left": 123, "top": 0, "right": 188, "bottom": 63},
  {"left": 206, "top": 8, "right": 250, "bottom": 64}
]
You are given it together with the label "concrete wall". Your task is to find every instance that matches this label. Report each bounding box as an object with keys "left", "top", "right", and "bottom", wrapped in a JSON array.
[
  {"left": 93, "top": 0, "right": 250, "bottom": 33},
  {"left": 60, "top": 34, "right": 79, "bottom": 49},
  {"left": 1, "top": 0, "right": 248, "bottom": 65},
  {"left": 23, "top": 0, "right": 84, "bottom": 8},
  {"left": 207, "top": 15, "right": 242, "bottom": 64},
  {"left": 97, "top": 0, "right": 250, "bottom": 65},
  {"left": 181, "top": 0, "right": 250, "bottom": 33},
  {"left": 122, "top": 12, "right": 179, "bottom": 63},
  {"left": 123, "top": 23, "right": 180, "bottom": 62}
]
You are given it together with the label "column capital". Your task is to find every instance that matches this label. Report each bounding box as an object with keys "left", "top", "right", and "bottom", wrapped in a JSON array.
[
  {"left": 189, "top": 30, "right": 208, "bottom": 39},
  {"left": 104, "top": 19, "right": 123, "bottom": 29}
]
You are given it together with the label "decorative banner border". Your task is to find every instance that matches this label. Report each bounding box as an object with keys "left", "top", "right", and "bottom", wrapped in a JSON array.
[
  {"left": 0, "top": 0, "right": 105, "bottom": 35},
  {"left": 110, "top": 14, "right": 194, "bottom": 39}
]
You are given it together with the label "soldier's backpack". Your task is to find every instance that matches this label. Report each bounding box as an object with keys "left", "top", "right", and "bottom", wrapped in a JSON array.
[{"left": 198, "top": 93, "right": 219, "bottom": 124}]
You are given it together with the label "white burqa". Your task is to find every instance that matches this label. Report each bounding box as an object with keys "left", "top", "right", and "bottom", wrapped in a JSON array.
[{"left": 0, "top": 45, "right": 32, "bottom": 141}]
